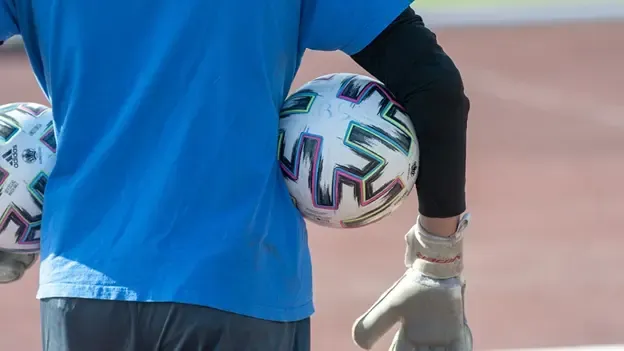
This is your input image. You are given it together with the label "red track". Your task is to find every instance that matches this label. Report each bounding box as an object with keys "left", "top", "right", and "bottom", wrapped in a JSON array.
[{"left": 1, "top": 21, "right": 623, "bottom": 350}]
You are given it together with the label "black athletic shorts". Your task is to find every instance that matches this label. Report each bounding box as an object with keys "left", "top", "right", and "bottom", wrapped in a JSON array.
[{"left": 40, "top": 298, "right": 311, "bottom": 351}]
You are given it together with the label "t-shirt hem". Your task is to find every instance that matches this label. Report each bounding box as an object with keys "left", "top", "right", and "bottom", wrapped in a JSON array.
[{"left": 37, "top": 283, "right": 314, "bottom": 322}]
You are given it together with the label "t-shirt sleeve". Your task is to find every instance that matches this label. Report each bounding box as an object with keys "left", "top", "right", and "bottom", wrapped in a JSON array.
[
  {"left": 0, "top": 0, "right": 18, "bottom": 43},
  {"left": 299, "top": 0, "right": 412, "bottom": 55}
]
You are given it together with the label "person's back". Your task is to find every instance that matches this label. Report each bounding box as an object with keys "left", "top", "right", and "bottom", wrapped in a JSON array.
[
  {"left": 28, "top": 0, "right": 313, "bottom": 320},
  {"left": 26, "top": 0, "right": 317, "bottom": 321},
  {"left": 1, "top": 0, "right": 414, "bottom": 349}
]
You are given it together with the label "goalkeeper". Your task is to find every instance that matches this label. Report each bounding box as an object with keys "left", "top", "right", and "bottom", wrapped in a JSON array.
[{"left": 0, "top": 1, "right": 471, "bottom": 350}]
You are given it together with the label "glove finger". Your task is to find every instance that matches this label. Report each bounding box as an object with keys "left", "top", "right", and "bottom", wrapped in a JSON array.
[
  {"left": 0, "top": 251, "right": 38, "bottom": 284},
  {"left": 0, "top": 251, "right": 37, "bottom": 284},
  {"left": 451, "top": 324, "right": 473, "bottom": 351},
  {"left": 389, "top": 330, "right": 447, "bottom": 351},
  {"left": 389, "top": 330, "right": 415, "bottom": 351},
  {"left": 353, "top": 273, "right": 407, "bottom": 350},
  {"left": 390, "top": 326, "right": 472, "bottom": 351}
]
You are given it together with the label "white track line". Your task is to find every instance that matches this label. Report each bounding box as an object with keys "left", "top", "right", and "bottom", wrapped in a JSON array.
[
  {"left": 491, "top": 345, "right": 624, "bottom": 351},
  {"left": 461, "top": 66, "right": 624, "bottom": 130},
  {"left": 412, "top": 1, "right": 624, "bottom": 28}
]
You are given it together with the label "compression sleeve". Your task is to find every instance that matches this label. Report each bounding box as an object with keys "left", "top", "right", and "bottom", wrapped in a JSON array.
[{"left": 350, "top": 8, "right": 469, "bottom": 218}]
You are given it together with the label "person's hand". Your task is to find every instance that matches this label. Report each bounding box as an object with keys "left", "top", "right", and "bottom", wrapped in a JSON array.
[
  {"left": 0, "top": 251, "right": 38, "bottom": 284},
  {"left": 352, "top": 214, "right": 472, "bottom": 350}
]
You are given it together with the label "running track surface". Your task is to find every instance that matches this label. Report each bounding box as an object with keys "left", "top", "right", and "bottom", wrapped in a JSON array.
[{"left": 0, "top": 21, "right": 623, "bottom": 351}]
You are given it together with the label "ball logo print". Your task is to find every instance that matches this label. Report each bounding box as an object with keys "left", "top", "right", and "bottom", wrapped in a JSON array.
[
  {"left": 278, "top": 73, "right": 419, "bottom": 229},
  {"left": 0, "top": 103, "right": 56, "bottom": 253},
  {"left": 22, "top": 148, "right": 38, "bottom": 164},
  {"left": 2, "top": 145, "right": 18, "bottom": 168}
]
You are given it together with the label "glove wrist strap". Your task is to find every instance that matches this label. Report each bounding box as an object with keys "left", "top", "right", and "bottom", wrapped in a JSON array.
[{"left": 406, "top": 213, "right": 470, "bottom": 279}]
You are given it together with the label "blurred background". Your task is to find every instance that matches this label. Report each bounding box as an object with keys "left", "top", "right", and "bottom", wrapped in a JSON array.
[{"left": 1, "top": 1, "right": 624, "bottom": 350}]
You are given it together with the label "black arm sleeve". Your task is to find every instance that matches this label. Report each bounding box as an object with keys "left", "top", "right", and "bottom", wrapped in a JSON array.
[{"left": 350, "top": 8, "right": 469, "bottom": 218}]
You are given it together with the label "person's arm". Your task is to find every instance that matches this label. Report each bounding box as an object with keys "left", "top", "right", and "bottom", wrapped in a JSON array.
[
  {"left": 300, "top": 3, "right": 469, "bottom": 233},
  {"left": 348, "top": 9, "right": 472, "bottom": 350},
  {"left": 351, "top": 8, "right": 469, "bottom": 234},
  {"left": 299, "top": 3, "right": 471, "bottom": 350}
]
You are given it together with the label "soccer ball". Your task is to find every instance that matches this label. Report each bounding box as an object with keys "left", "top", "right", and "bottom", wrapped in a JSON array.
[
  {"left": 278, "top": 73, "right": 419, "bottom": 229},
  {"left": 0, "top": 103, "right": 56, "bottom": 253}
]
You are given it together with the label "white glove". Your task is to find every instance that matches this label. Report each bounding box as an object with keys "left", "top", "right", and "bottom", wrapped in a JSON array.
[
  {"left": 0, "top": 251, "right": 38, "bottom": 284},
  {"left": 352, "top": 213, "right": 472, "bottom": 350}
]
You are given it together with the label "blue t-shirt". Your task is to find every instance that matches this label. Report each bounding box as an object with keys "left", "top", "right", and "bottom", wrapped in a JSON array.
[{"left": 1, "top": 0, "right": 410, "bottom": 321}]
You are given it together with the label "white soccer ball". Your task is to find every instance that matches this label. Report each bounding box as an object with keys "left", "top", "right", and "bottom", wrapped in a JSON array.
[
  {"left": 278, "top": 73, "right": 419, "bottom": 229},
  {"left": 0, "top": 103, "right": 56, "bottom": 253}
]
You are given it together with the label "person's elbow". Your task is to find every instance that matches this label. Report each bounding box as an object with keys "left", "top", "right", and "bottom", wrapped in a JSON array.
[
  {"left": 351, "top": 8, "right": 470, "bottom": 125},
  {"left": 415, "top": 54, "right": 469, "bottom": 117}
]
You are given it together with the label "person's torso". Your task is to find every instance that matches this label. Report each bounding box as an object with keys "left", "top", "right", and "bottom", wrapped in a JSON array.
[{"left": 16, "top": 0, "right": 312, "bottom": 321}]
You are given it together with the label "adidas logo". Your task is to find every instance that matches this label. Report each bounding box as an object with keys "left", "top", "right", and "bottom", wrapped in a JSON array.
[{"left": 2, "top": 145, "right": 18, "bottom": 168}]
